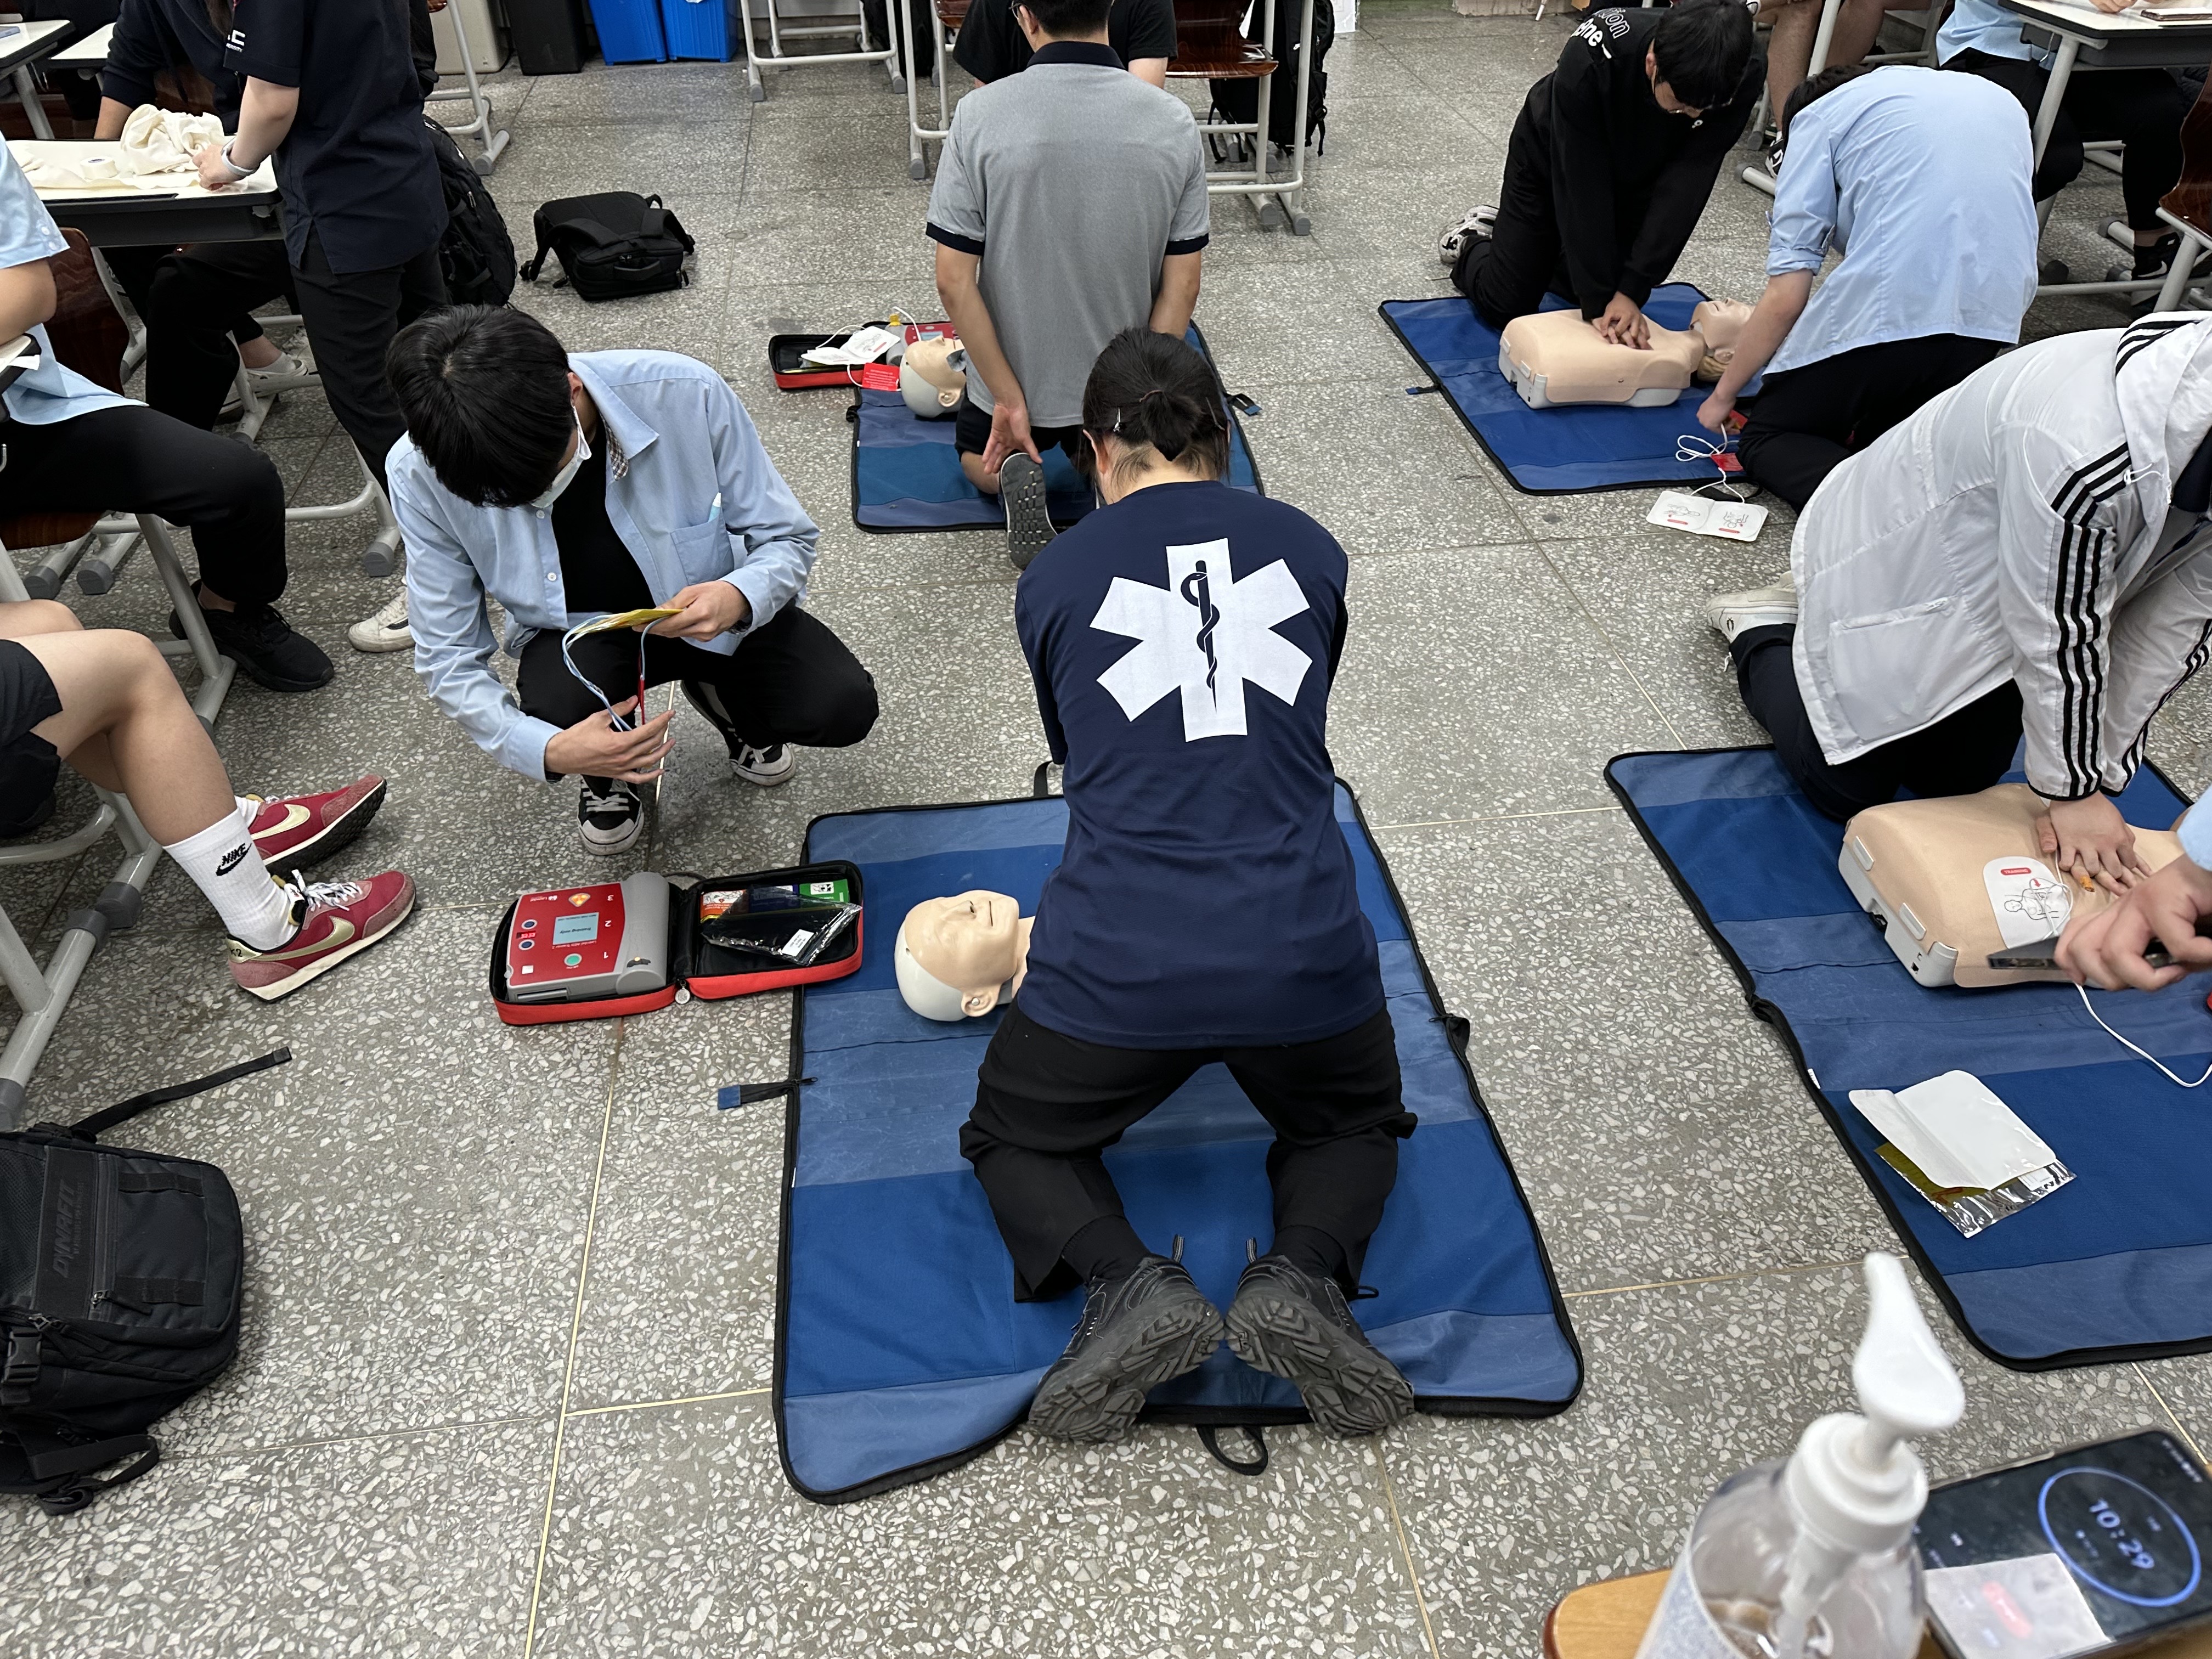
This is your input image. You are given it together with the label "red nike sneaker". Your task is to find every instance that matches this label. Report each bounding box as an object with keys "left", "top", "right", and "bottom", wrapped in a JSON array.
[
  {"left": 245, "top": 775, "right": 388, "bottom": 870},
  {"left": 228, "top": 870, "right": 415, "bottom": 1002}
]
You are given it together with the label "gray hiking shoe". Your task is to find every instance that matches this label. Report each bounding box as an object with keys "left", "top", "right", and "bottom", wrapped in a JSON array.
[
  {"left": 1224, "top": 1246, "right": 1414, "bottom": 1438},
  {"left": 1027, "top": 1250, "right": 1224, "bottom": 1443}
]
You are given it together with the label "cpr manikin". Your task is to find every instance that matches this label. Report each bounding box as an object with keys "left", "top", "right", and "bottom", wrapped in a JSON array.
[
  {"left": 900, "top": 336, "right": 969, "bottom": 420},
  {"left": 1839, "top": 784, "right": 2185, "bottom": 988},
  {"left": 1499, "top": 297, "right": 1753, "bottom": 409},
  {"left": 896, "top": 891, "right": 1033, "bottom": 1019}
]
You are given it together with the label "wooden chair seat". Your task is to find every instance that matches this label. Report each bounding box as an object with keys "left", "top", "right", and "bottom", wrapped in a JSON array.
[
  {"left": 2164, "top": 63, "right": 2212, "bottom": 239},
  {"left": 935, "top": 0, "right": 968, "bottom": 29},
  {"left": 1170, "top": 0, "right": 1274, "bottom": 77},
  {"left": 0, "top": 511, "right": 100, "bottom": 551}
]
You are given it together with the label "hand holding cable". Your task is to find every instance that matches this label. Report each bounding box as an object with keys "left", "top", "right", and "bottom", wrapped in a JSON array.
[
  {"left": 2058, "top": 851, "right": 2212, "bottom": 991},
  {"left": 544, "top": 699, "right": 674, "bottom": 785}
]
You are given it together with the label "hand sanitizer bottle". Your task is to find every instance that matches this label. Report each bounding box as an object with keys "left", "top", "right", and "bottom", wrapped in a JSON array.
[{"left": 1632, "top": 1253, "right": 1966, "bottom": 1659}]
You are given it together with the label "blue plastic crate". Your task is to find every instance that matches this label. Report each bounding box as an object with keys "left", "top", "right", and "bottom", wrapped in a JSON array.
[
  {"left": 587, "top": 0, "right": 668, "bottom": 60},
  {"left": 660, "top": 0, "right": 742, "bottom": 59}
]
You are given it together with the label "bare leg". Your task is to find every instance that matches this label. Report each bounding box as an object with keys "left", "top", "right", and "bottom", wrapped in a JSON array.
[
  {"left": 961, "top": 450, "right": 1002, "bottom": 494},
  {"left": 1767, "top": 0, "right": 1820, "bottom": 131},
  {"left": 1830, "top": 0, "right": 1888, "bottom": 69},
  {"left": 19, "top": 627, "right": 234, "bottom": 843},
  {"left": 237, "top": 334, "right": 282, "bottom": 370}
]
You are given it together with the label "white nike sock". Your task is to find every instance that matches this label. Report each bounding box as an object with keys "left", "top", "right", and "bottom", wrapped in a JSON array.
[{"left": 162, "top": 808, "right": 294, "bottom": 951}]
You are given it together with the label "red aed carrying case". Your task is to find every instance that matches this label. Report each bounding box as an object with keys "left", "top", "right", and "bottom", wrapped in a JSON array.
[
  {"left": 488, "top": 861, "right": 864, "bottom": 1026},
  {"left": 770, "top": 329, "right": 888, "bottom": 391}
]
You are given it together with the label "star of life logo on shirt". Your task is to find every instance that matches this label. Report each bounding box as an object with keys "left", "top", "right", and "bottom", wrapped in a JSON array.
[{"left": 1090, "top": 538, "right": 1313, "bottom": 741}]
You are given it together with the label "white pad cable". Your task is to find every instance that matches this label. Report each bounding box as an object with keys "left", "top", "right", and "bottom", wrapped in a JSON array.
[{"left": 2075, "top": 981, "right": 2212, "bottom": 1087}]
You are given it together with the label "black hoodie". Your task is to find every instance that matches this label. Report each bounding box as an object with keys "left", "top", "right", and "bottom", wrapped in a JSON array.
[{"left": 1528, "top": 5, "right": 1761, "bottom": 318}]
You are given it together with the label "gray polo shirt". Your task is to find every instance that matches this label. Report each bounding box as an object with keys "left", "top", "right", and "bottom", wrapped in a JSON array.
[{"left": 925, "top": 41, "right": 1210, "bottom": 430}]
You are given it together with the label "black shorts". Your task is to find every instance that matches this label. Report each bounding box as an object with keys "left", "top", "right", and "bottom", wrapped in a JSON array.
[
  {"left": 0, "top": 637, "right": 63, "bottom": 839},
  {"left": 951, "top": 395, "right": 1086, "bottom": 465}
]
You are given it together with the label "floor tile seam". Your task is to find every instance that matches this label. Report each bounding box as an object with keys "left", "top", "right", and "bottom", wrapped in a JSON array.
[
  {"left": 1559, "top": 1256, "right": 1869, "bottom": 1302},
  {"left": 520, "top": 1018, "right": 631, "bottom": 1659},
  {"left": 1532, "top": 542, "right": 1694, "bottom": 750},
  {"left": 142, "top": 1410, "right": 551, "bottom": 1465},
  {"left": 1378, "top": 1453, "right": 1447, "bottom": 1659},
  {"left": 563, "top": 1384, "right": 773, "bottom": 1420},
  {"left": 1342, "top": 537, "right": 1547, "bottom": 562},
  {"left": 2134, "top": 1365, "right": 2211, "bottom": 1468}
]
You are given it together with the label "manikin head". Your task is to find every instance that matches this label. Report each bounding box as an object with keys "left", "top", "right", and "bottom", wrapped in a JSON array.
[
  {"left": 1012, "top": 0, "right": 1110, "bottom": 49},
  {"left": 897, "top": 891, "right": 1027, "bottom": 1020},
  {"left": 900, "top": 335, "right": 969, "bottom": 417},
  {"left": 1643, "top": 0, "right": 1754, "bottom": 120}
]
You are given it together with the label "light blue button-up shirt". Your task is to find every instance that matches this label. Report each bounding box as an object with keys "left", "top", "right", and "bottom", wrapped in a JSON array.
[
  {"left": 390, "top": 350, "right": 820, "bottom": 783},
  {"left": 0, "top": 146, "right": 133, "bottom": 425},
  {"left": 1937, "top": 0, "right": 2046, "bottom": 65},
  {"left": 1767, "top": 67, "right": 2038, "bottom": 377}
]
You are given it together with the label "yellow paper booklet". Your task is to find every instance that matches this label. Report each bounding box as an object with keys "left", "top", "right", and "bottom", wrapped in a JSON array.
[{"left": 565, "top": 607, "right": 680, "bottom": 637}]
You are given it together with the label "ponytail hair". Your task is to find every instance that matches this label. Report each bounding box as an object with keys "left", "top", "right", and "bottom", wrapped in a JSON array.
[{"left": 1080, "top": 328, "right": 1231, "bottom": 486}]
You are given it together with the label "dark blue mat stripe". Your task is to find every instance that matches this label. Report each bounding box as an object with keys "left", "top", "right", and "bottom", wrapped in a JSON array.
[
  {"left": 1380, "top": 284, "right": 1753, "bottom": 495},
  {"left": 769, "top": 786, "right": 1583, "bottom": 1502},
  {"left": 1607, "top": 746, "right": 2212, "bottom": 1370},
  {"left": 851, "top": 324, "right": 1261, "bottom": 532}
]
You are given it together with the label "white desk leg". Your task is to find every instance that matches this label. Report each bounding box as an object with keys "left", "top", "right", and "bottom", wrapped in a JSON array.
[
  {"left": 12, "top": 64, "right": 52, "bottom": 142},
  {"left": 2030, "top": 35, "right": 2075, "bottom": 170},
  {"left": 1807, "top": 0, "right": 1844, "bottom": 76}
]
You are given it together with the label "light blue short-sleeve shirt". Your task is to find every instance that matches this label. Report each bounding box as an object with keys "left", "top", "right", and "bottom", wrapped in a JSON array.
[
  {"left": 0, "top": 146, "right": 133, "bottom": 425},
  {"left": 1937, "top": 0, "right": 2046, "bottom": 65},
  {"left": 1766, "top": 67, "right": 2039, "bottom": 377}
]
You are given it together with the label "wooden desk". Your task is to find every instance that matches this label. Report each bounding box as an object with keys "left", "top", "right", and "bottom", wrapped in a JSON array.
[{"left": 1543, "top": 1569, "right": 2212, "bottom": 1659}]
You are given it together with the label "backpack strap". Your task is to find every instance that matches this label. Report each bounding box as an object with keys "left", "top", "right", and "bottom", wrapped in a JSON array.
[
  {"left": 0, "top": 1429, "right": 160, "bottom": 1515},
  {"left": 60, "top": 1047, "right": 291, "bottom": 1143}
]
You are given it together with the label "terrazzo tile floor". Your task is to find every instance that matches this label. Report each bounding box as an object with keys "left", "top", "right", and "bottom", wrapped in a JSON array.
[{"left": 8, "top": 10, "right": 2212, "bottom": 1654}]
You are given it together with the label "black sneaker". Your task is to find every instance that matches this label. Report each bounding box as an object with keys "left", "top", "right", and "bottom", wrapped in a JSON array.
[
  {"left": 577, "top": 780, "right": 643, "bottom": 857},
  {"left": 1027, "top": 1251, "right": 1224, "bottom": 1443},
  {"left": 999, "top": 452, "right": 1056, "bottom": 572},
  {"left": 1224, "top": 1247, "right": 1414, "bottom": 1438},
  {"left": 171, "top": 585, "right": 333, "bottom": 693}
]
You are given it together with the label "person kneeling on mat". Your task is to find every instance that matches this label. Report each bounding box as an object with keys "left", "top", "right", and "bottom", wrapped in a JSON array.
[
  {"left": 1706, "top": 314, "right": 2212, "bottom": 893},
  {"left": 385, "top": 306, "right": 881, "bottom": 857},
  {"left": 963, "top": 328, "right": 1418, "bottom": 1444},
  {"left": 0, "top": 600, "right": 411, "bottom": 1000},
  {"left": 1438, "top": 0, "right": 1759, "bottom": 344},
  {"left": 1696, "top": 65, "right": 2038, "bottom": 512}
]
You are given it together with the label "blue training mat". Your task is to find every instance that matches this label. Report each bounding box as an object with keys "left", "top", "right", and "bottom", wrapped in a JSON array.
[
  {"left": 759, "top": 785, "right": 1583, "bottom": 1502},
  {"left": 1608, "top": 747, "right": 2212, "bottom": 1371},
  {"left": 850, "top": 324, "right": 1262, "bottom": 533},
  {"left": 1381, "top": 284, "right": 1747, "bottom": 495}
]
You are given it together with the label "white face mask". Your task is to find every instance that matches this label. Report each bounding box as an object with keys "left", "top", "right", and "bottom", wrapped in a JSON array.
[{"left": 529, "top": 413, "right": 591, "bottom": 513}]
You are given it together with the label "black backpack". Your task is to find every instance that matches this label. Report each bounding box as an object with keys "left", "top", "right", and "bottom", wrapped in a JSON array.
[
  {"left": 1210, "top": 0, "right": 1335, "bottom": 154},
  {"left": 1, "top": 1049, "right": 287, "bottom": 1516},
  {"left": 519, "top": 191, "right": 695, "bottom": 303},
  {"left": 427, "top": 120, "right": 516, "bottom": 308}
]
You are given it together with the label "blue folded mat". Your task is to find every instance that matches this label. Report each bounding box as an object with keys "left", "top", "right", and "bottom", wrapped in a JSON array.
[
  {"left": 851, "top": 323, "right": 1262, "bottom": 532},
  {"left": 1381, "top": 284, "right": 1752, "bottom": 495},
  {"left": 757, "top": 785, "right": 1583, "bottom": 1502},
  {"left": 1608, "top": 747, "right": 2212, "bottom": 1370}
]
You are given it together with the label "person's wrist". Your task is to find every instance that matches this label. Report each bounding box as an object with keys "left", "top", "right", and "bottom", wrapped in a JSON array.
[{"left": 220, "top": 140, "right": 257, "bottom": 178}]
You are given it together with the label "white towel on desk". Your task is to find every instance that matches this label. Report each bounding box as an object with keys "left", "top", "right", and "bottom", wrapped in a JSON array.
[{"left": 116, "top": 106, "right": 224, "bottom": 176}]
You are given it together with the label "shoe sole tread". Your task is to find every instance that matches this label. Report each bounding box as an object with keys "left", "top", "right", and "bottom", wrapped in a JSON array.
[
  {"left": 1226, "top": 1289, "right": 1414, "bottom": 1439},
  {"left": 1026, "top": 1295, "right": 1224, "bottom": 1443}
]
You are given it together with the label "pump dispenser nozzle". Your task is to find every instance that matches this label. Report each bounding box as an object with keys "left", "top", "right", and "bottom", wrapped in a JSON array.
[{"left": 1853, "top": 1252, "right": 1966, "bottom": 1468}]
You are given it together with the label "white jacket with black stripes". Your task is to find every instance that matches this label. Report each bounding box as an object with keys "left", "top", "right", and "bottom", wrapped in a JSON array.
[{"left": 1791, "top": 314, "right": 2212, "bottom": 802}]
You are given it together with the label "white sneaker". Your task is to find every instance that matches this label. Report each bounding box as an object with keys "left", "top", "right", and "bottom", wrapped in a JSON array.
[
  {"left": 731, "top": 742, "right": 796, "bottom": 787},
  {"left": 1706, "top": 583, "right": 1799, "bottom": 644},
  {"left": 246, "top": 349, "right": 313, "bottom": 391},
  {"left": 1438, "top": 205, "right": 1497, "bottom": 268},
  {"left": 347, "top": 590, "right": 411, "bottom": 653},
  {"left": 578, "top": 781, "right": 644, "bottom": 855}
]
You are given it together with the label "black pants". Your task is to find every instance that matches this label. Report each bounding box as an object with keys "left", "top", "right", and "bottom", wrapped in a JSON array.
[
  {"left": 0, "top": 404, "right": 287, "bottom": 606},
  {"left": 961, "top": 1003, "right": 1417, "bottom": 1302},
  {"left": 1944, "top": 50, "right": 2186, "bottom": 230},
  {"left": 515, "top": 605, "right": 879, "bottom": 780},
  {"left": 1732, "top": 624, "right": 2025, "bottom": 820},
  {"left": 1739, "top": 334, "right": 2002, "bottom": 512},
  {"left": 1451, "top": 101, "right": 1631, "bottom": 329},
  {"left": 101, "top": 245, "right": 267, "bottom": 353},
  {"left": 145, "top": 232, "right": 445, "bottom": 490}
]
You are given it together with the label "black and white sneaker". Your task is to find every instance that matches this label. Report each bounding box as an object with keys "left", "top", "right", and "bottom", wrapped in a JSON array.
[
  {"left": 1027, "top": 1250, "right": 1225, "bottom": 1443},
  {"left": 1224, "top": 1246, "right": 1413, "bottom": 1438},
  {"left": 171, "top": 583, "right": 334, "bottom": 693},
  {"left": 731, "top": 741, "right": 795, "bottom": 787},
  {"left": 1000, "top": 452, "right": 1056, "bottom": 572},
  {"left": 577, "top": 780, "right": 643, "bottom": 857},
  {"left": 1437, "top": 204, "right": 1497, "bottom": 268}
]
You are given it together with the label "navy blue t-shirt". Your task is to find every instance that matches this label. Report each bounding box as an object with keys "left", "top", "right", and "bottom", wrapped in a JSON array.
[{"left": 1013, "top": 479, "right": 1382, "bottom": 1049}]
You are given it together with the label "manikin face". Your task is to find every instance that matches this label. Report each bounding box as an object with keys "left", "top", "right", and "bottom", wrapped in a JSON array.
[
  {"left": 903, "top": 891, "right": 1025, "bottom": 1015},
  {"left": 1645, "top": 47, "right": 1705, "bottom": 119}
]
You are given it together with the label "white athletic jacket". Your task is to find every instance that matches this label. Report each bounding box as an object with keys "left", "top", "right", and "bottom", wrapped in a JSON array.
[{"left": 1792, "top": 315, "right": 2212, "bottom": 801}]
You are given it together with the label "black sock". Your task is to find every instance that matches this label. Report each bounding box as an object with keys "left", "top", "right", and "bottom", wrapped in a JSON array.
[
  {"left": 1062, "top": 1215, "right": 1150, "bottom": 1284},
  {"left": 1271, "top": 1224, "right": 1349, "bottom": 1289}
]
